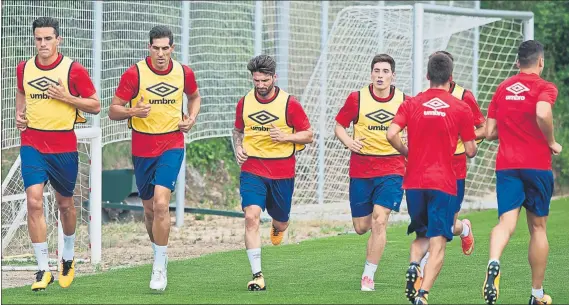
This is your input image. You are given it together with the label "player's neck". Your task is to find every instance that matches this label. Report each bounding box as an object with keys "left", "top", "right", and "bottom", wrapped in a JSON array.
[
  {"left": 372, "top": 86, "right": 391, "bottom": 99},
  {"left": 519, "top": 67, "right": 541, "bottom": 76},
  {"left": 36, "top": 52, "right": 59, "bottom": 67},
  {"left": 429, "top": 82, "right": 450, "bottom": 91}
]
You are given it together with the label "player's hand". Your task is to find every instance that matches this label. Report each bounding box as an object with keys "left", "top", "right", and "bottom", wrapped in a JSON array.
[
  {"left": 348, "top": 137, "right": 365, "bottom": 153},
  {"left": 550, "top": 142, "right": 562, "bottom": 155},
  {"left": 235, "top": 146, "right": 248, "bottom": 165},
  {"left": 269, "top": 123, "right": 288, "bottom": 142},
  {"left": 178, "top": 114, "right": 195, "bottom": 133},
  {"left": 47, "top": 78, "right": 71, "bottom": 103},
  {"left": 15, "top": 112, "right": 28, "bottom": 132},
  {"left": 132, "top": 96, "right": 151, "bottom": 118}
]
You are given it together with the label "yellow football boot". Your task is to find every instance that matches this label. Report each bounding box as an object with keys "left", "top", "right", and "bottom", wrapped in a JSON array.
[
  {"left": 58, "top": 258, "right": 75, "bottom": 288},
  {"left": 247, "top": 272, "right": 266, "bottom": 291},
  {"left": 31, "top": 270, "right": 54, "bottom": 291},
  {"left": 270, "top": 225, "right": 284, "bottom": 246}
]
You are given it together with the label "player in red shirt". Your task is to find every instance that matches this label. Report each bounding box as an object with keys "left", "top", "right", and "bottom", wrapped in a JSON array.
[
  {"left": 16, "top": 17, "right": 100, "bottom": 291},
  {"left": 108, "top": 26, "right": 201, "bottom": 291},
  {"left": 233, "top": 55, "right": 313, "bottom": 291},
  {"left": 482, "top": 40, "right": 561, "bottom": 305},
  {"left": 387, "top": 53, "right": 477, "bottom": 304},
  {"left": 334, "top": 54, "right": 408, "bottom": 291},
  {"left": 418, "top": 50, "right": 486, "bottom": 279}
]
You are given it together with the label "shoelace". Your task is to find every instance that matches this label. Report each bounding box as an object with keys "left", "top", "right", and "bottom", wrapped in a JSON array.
[
  {"left": 61, "top": 260, "right": 73, "bottom": 276},
  {"left": 272, "top": 226, "right": 280, "bottom": 236},
  {"left": 34, "top": 270, "right": 45, "bottom": 282}
]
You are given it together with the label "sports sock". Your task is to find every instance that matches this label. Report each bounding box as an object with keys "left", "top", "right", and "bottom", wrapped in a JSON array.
[
  {"left": 419, "top": 252, "right": 429, "bottom": 276},
  {"left": 62, "top": 233, "right": 75, "bottom": 261},
  {"left": 362, "top": 260, "right": 378, "bottom": 280},
  {"left": 154, "top": 245, "right": 167, "bottom": 270},
  {"left": 247, "top": 248, "right": 262, "bottom": 275},
  {"left": 460, "top": 221, "right": 470, "bottom": 238},
  {"left": 33, "top": 242, "right": 50, "bottom": 271},
  {"left": 532, "top": 287, "right": 544, "bottom": 299}
]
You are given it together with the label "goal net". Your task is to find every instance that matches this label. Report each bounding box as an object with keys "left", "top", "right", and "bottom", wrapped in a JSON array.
[{"left": 294, "top": 5, "right": 531, "bottom": 214}]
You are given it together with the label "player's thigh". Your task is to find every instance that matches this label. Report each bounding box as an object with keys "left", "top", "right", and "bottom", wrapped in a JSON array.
[
  {"left": 349, "top": 178, "right": 374, "bottom": 218},
  {"left": 520, "top": 169, "right": 554, "bottom": 217},
  {"left": 405, "top": 189, "right": 429, "bottom": 237},
  {"left": 452, "top": 179, "right": 466, "bottom": 215},
  {"left": 44, "top": 151, "right": 79, "bottom": 198},
  {"left": 132, "top": 155, "right": 159, "bottom": 201},
  {"left": 240, "top": 171, "right": 268, "bottom": 212},
  {"left": 266, "top": 177, "right": 294, "bottom": 223},
  {"left": 425, "top": 190, "right": 455, "bottom": 241},
  {"left": 154, "top": 148, "right": 184, "bottom": 192},
  {"left": 372, "top": 175, "right": 404, "bottom": 212},
  {"left": 496, "top": 169, "right": 525, "bottom": 217},
  {"left": 20, "top": 146, "right": 49, "bottom": 191}
]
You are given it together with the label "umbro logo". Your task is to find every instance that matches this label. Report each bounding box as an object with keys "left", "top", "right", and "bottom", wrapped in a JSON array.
[
  {"left": 28, "top": 76, "right": 58, "bottom": 92},
  {"left": 423, "top": 98, "right": 449, "bottom": 117},
  {"left": 146, "top": 82, "right": 178, "bottom": 97},
  {"left": 366, "top": 109, "right": 394, "bottom": 125},
  {"left": 249, "top": 110, "right": 279, "bottom": 125},
  {"left": 505, "top": 82, "right": 529, "bottom": 100}
]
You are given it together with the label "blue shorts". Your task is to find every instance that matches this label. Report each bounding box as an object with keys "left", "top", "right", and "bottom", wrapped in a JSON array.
[
  {"left": 496, "top": 169, "right": 554, "bottom": 217},
  {"left": 240, "top": 172, "right": 294, "bottom": 222},
  {"left": 451, "top": 179, "right": 466, "bottom": 214},
  {"left": 132, "top": 148, "right": 184, "bottom": 200},
  {"left": 20, "top": 146, "right": 78, "bottom": 197},
  {"left": 349, "top": 175, "right": 404, "bottom": 217},
  {"left": 406, "top": 189, "right": 456, "bottom": 241}
]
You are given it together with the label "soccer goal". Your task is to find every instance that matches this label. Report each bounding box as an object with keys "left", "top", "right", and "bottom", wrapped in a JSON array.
[
  {"left": 1, "top": 127, "right": 102, "bottom": 271},
  {"left": 294, "top": 3, "right": 534, "bottom": 213}
]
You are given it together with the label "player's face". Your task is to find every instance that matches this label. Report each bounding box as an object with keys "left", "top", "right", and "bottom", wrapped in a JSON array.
[
  {"left": 371, "top": 62, "right": 394, "bottom": 91},
  {"left": 34, "top": 27, "right": 60, "bottom": 59},
  {"left": 252, "top": 72, "right": 276, "bottom": 98},
  {"left": 149, "top": 37, "right": 174, "bottom": 70}
]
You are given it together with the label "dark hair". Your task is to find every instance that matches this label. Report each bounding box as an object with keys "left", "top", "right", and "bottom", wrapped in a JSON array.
[
  {"left": 431, "top": 50, "right": 454, "bottom": 62},
  {"left": 517, "top": 40, "right": 544, "bottom": 68},
  {"left": 149, "top": 25, "right": 174, "bottom": 46},
  {"left": 247, "top": 55, "right": 276, "bottom": 75},
  {"left": 371, "top": 54, "right": 395, "bottom": 72},
  {"left": 427, "top": 53, "right": 453, "bottom": 86},
  {"left": 32, "top": 17, "right": 60, "bottom": 37}
]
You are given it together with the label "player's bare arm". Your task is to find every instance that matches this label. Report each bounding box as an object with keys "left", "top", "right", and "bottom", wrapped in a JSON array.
[
  {"left": 15, "top": 90, "right": 28, "bottom": 131},
  {"left": 386, "top": 123, "right": 408, "bottom": 157},
  {"left": 46, "top": 78, "right": 100, "bottom": 114},
  {"left": 269, "top": 123, "right": 313, "bottom": 144},
  {"left": 475, "top": 122, "right": 486, "bottom": 140},
  {"left": 178, "top": 90, "right": 201, "bottom": 133},
  {"left": 485, "top": 118, "right": 498, "bottom": 141},
  {"left": 463, "top": 140, "right": 478, "bottom": 158},
  {"left": 334, "top": 122, "right": 365, "bottom": 153},
  {"left": 108, "top": 95, "right": 150, "bottom": 121},
  {"left": 232, "top": 127, "right": 248, "bottom": 165},
  {"left": 536, "top": 101, "right": 562, "bottom": 155}
]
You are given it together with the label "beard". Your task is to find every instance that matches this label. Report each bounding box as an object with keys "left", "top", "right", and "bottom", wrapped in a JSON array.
[{"left": 255, "top": 83, "right": 275, "bottom": 98}]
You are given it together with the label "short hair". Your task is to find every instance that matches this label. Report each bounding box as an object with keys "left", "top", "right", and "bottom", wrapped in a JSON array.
[
  {"left": 431, "top": 50, "right": 454, "bottom": 62},
  {"left": 517, "top": 40, "right": 544, "bottom": 68},
  {"left": 32, "top": 17, "right": 60, "bottom": 37},
  {"left": 427, "top": 53, "right": 453, "bottom": 86},
  {"left": 247, "top": 55, "right": 276, "bottom": 76},
  {"left": 371, "top": 54, "right": 395, "bottom": 72},
  {"left": 149, "top": 25, "right": 174, "bottom": 46}
]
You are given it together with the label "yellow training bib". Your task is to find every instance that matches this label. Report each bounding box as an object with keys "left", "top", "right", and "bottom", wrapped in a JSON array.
[
  {"left": 353, "top": 85, "right": 405, "bottom": 156},
  {"left": 23, "top": 55, "right": 86, "bottom": 131},
  {"left": 450, "top": 83, "right": 483, "bottom": 155},
  {"left": 242, "top": 88, "right": 304, "bottom": 159},
  {"left": 129, "top": 59, "right": 184, "bottom": 134}
]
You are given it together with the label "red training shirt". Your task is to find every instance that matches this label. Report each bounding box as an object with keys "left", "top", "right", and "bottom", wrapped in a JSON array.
[
  {"left": 392, "top": 88, "right": 476, "bottom": 195},
  {"left": 115, "top": 57, "right": 198, "bottom": 157}
]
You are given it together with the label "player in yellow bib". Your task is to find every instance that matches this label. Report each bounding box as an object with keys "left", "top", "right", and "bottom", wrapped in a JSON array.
[
  {"left": 16, "top": 17, "right": 100, "bottom": 291},
  {"left": 233, "top": 55, "right": 313, "bottom": 291},
  {"left": 334, "top": 54, "right": 409, "bottom": 291},
  {"left": 108, "top": 26, "right": 201, "bottom": 291}
]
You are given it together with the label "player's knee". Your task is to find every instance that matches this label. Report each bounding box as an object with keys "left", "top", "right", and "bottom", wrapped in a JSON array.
[
  {"left": 273, "top": 221, "right": 289, "bottom": 232},
  {"left": 371, "top": 215, "right": 388, "bottom": 233},
  {"left": 152, "top": 199, "right": 170, "bottom": 217},
  {"left": 57, "top": 197, "right": 75, "bottom": 212},
  {"left": 26, "top": 195, "right": 43, "bottom": 216},
  {"left": 354, "top": 223, "right": 370, "bottom": 235},
  {"left": 244, "top": 211, "right": 260, "bottom": 231},
  {"left": 528, "top": 220, "right": 547, "bottom": 235}
]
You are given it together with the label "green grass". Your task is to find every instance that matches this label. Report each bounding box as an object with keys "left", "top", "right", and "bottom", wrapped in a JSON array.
[{"left": 3, "top": 198, "right": 568, "bottom": 304}]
